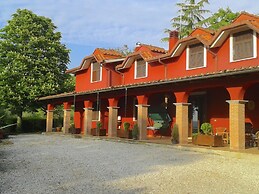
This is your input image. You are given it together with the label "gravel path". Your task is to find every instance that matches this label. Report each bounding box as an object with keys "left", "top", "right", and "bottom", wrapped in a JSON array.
[{"left": 1, "top": 134, "right": 259, "bottom": 194}]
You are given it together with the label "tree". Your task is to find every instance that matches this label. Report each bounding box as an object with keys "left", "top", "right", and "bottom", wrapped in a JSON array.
[
  {"left": 204, "top": 8, "right": 239, "bottom": 30},
  {"left": 0, "top": 9, "right": 70, "bottom": 131},
  {"left": 162, "top": 0, "right": 210, "bottom": 41}
]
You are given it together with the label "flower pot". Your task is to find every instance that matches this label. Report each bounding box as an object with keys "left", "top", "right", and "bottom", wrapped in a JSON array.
[
  {"left": 196, "top": 134, "right": 223, "bottom": 147},
  {"left": 91, "top": 128, "right": 106, "bottom": 136}
]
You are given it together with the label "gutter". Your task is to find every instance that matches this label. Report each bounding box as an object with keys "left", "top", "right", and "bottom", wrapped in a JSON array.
[{"left": 39, "top": 66, "right": 259, "bottom": 101}]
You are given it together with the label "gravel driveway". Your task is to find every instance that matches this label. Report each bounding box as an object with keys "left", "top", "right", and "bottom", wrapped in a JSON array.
[{"left": 1, "top": 134, "right": 259, "bottom": 194}]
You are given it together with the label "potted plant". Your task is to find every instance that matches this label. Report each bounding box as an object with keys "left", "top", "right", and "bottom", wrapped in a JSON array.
[
  {"left": 117, "top": 122, "right": 132, "bottom": 139},
  {"left": 91, "top": 121, "right": 106, "bottom": 136},
  {"left": 171, "top": 124, "right": 179, "bottom": 144},
  {"left": 196, "top": 122, "right": 223, "bottom": 147},
  {"left": 132, "top": 123, "right": 139, "bottom": 140}
]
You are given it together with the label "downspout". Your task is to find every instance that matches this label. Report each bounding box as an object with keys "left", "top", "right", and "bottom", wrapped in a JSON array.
[
  {"left": 158, "top": 58, "right": 168, "bottom": 80},
  {"left": 207, "top": 47, "right": 218, "bottom": 72}
]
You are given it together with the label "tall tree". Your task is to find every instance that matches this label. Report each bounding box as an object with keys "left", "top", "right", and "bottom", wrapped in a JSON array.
[
  {"left": 162, "top": 0, "right": 210, "bottom": 41},
  {"left": 0, "top": 9, "right": 70, "bottom": 130},
  {"left": 204, "top": 8, "right": 239, "bottom": 30}
]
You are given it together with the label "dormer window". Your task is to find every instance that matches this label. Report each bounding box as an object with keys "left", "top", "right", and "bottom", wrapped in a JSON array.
[
  {"left": 91, "top": 62, "right": 102, "bottom": 82},
  {"left": 186, "top": 43, "right": 206, "bottom": 70},
  {"left": 134, "top": 58, "right": 147, "bottom": 79},
  {"left": 230, "top": 30, "right": 257, "bottom": 62}
]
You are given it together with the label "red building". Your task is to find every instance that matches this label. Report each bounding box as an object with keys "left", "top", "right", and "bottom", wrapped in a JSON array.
[{"left": 40, "top": 12, "right": 259, "bottom": 150}]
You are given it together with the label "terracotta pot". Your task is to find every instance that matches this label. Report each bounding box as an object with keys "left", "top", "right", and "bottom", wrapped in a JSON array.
[{"left": 196, "top": 134, "right": 224, "bottom": 147}]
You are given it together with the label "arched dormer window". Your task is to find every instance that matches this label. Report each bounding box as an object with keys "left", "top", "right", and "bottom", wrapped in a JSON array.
[
  {"left": 91, "top": 62, "right": 102, "bottom": 82},
  {"left": 186, "top": 43, "right": 207, "bottom": 70},
  {"left": 230, "top": 30, "right": 257, "bottom": 62},
  {"left": 134, "top": 58, "right": 148, "bottom": 79}
]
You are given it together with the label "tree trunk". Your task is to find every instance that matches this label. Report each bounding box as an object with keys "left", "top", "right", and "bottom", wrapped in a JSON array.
[{"left": 16, "top": 111, "right": 23, "bottom": 133}]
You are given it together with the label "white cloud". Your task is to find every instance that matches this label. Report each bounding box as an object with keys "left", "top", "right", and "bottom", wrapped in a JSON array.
[{"left": 1, "top": 0, "right": 259, "bottom": 68}]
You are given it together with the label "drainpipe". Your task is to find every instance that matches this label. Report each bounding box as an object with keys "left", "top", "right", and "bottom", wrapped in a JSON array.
[
  {"left": 158, "top": 58, "right": 167, "bottom": 80},
  {"left": 207, "top": 47, "right": 218, "bottom": 72}
]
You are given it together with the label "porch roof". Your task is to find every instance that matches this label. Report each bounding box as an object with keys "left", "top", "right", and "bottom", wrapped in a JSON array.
[{"left": 39, "top": 65, "right": 259, "bottom": 101}]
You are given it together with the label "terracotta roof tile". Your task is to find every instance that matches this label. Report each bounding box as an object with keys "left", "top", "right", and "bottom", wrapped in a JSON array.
[
  {"left": 41, "top": 66, "right": 259, "bottom": 101},
  {"left": 138, "top": 44, "right": 166, "bottom": 54}
]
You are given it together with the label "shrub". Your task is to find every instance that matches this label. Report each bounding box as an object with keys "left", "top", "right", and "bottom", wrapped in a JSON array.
[
  {"left": 97, "top": 121, "right": 102, "bottom": 130},
  {"left": 132, "top": 124, "right": 139, "bottom": 140},
  {"left": 200, "top": 123, "right": 212, "bottom": 135},
  {"left": 171, "top": 124, "right": 179, "bottom": 144},
  {"left": 123, "top": 122, "right": 130, "bottom": 132}
]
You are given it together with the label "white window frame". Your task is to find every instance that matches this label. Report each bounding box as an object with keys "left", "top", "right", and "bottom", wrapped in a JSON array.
[
  {"left": 92, "top": 111, "right": 100, "bottom": 121},
  {"left": 134, "top": 59, "right": 148, "bottom": 79},
  {"left": 230, "top": 30, "right": 257, "bottom": 62},
  {"left": 90, "top": 62, "right": 102, "bottom": 83},
  {"left": 186, "top": 44, "right": 207, "bottom": 70}
]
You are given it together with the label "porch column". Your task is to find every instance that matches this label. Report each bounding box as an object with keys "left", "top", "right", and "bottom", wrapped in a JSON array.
[
  {"left": 83, "top": 108, "right": 93, "bottom": 135},
  {"left": 174, "top": 103, "right": 190, "bottom": 144},
  {"left": 174, "top": 92, "right": 190, "bottom": 144},
  {"left": 226, "top": 86, "right": 247, "bottom": 150},
  {"left": 226, "top": 100, "right": 247, "bottom": 150},
  {"left": 46, "top": 104, "right": 54, "bottom": 132},
  {"left": 107, "top": 107, "right": 119, "bottom": 137},
  {"left": 83, "top": 101, "right": 93, "bottom": 136},
  {"left": 136, "top": 104, "right": 149, "bottom": 140},
  {"left": 63, "top": 102, "right": 71, "bottom": 134}
]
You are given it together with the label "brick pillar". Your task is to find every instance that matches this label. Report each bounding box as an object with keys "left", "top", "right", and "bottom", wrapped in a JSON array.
[
  {"left": 136, "top": 104, "right": 149, "bottom": 140},
  {"left": 46, "top": 110, "right": 54, "bottom": 132},
  {"left": 63, "top": 109, "right": 71, "bottom": 134},
  {"left": 107, "top": 107, "right": 119, "bottom": 137},
  {"left": 174, "top": 103, "right": 190, "bottom": 144},
  {"left": 83, "top": 108, "right": 93, "bottom": 135},
  {"left": 226, "top": 100, "right": 247, "bottom": 150}
]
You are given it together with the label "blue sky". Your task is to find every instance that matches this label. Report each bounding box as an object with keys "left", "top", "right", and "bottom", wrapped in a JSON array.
[{"left": 0, "top": 1, "right": 258, "bottom": 69}]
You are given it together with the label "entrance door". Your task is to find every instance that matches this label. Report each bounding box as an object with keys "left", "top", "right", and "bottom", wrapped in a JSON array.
[{"left": 189, "top": 93, "right": 207, "bottom": 134}]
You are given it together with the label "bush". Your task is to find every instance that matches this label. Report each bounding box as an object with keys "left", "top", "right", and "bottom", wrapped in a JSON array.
[
  {"left": 97, "top": 121, "right": 103, "bottom": 130},
  {"left": 22, "top": 117, "right": 46, "bottom": 133},
  {"left": 200, "top": 123, "right": 212, "bottom": 135},
  {"left": 123, "top": 122, "right": 130, "bottom": 131},
  {"left": 132, "top": 124, "right": 139, "bottom": 140},
  {"left": 171, "top": 124, "right": 179, "bottom": 144}
]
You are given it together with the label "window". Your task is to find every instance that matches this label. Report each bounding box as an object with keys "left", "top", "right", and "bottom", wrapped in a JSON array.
[
  {"left": 92, "top": 101, "right": 100, "bottom": 121},
  {"left": 134, "top": 58, "right": 147, "bottom": 79},
  {"left": 91, "top": 62, "right": 102, "bottom": 82},
  {"left": 230, "top": 30, "right": 257, "bottom": 62},
  {"left": 186, "top": 43, "right": 206, "bottom": 70}
]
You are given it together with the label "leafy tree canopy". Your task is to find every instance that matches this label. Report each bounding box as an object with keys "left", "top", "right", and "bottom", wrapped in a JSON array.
[
  {"left": 204, "top": 7, "right": 239, "bottom": 30},
  {"left": 162, "top": 0, "right": 210, "bottom": 41},
  {"left": 0, "top": 9, "right": 71, "bottom": 126}
]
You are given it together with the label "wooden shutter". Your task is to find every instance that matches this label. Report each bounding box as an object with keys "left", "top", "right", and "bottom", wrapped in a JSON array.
[
  {"left": 136, "top": 59, "right": 146, "bottom": 78},
  {"left": 92, "top": 62, "right": 101, "bottom": 82},
  {"left": 233, "top": 30, "right": 253, "bottom": 61},
  {"left": 188, "top": 43, "right": 204, "bottom": 69}
]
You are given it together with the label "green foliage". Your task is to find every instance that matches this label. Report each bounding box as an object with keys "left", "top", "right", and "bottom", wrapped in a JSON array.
[
  {"left": 21, "top": 117, "right": 46, "bottom": 133},
  {"left": 123, "top": 122, "right": 130, "bottom": 132},
  {"left": 200, "top": 122, "right": 212, "bottom": 135},
  {"left": 0, "top": 9, "right": 70, "bottom": 121},
  {"left": 97, "top": 121, "right": 103, "bottom": 130},
  {"left": 115, "top": 45, "right": 132, "bottom": 56},
  {"left": 132, "top": 124, "right": 139, "bottom": 139},
  {"left": 163, "top": 0, "right": 210, "bottom": 40},
  {"left": 171, "top": 124, "right": 179, "bottom": 144},
  {"left": 204, "top": 7, "right": 239, "bottom": 30}
]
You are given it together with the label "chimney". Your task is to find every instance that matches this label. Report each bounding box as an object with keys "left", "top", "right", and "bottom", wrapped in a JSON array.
[{"left": 169, "top": 30, "right": 179, "bottom": 51}]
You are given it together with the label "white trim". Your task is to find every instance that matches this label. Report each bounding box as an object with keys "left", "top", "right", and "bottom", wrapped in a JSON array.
[
  {"left": 211, "top": 31, "right": 225, "bottom": 48},
  {"left": 92, "top": 111, "right": 100, "bottom": 121},
  {"left": 171, "top": 43, "right": 182, "bottom": 57},
  {"left": 134, "top": 59, "right": 148, "bottom": 79},
  {"left": 90, "top": 62, "right": 102, "bottom": 83},
  {"left": 186, "top": 44, "right": 207, "bottom": 70},
  {"left": 230, "top": 30, "right": 257, "bottom": 63}
]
